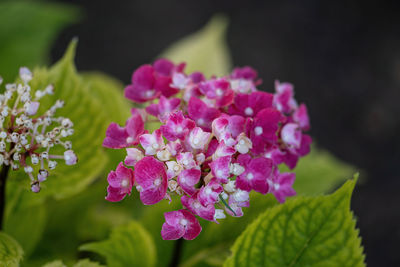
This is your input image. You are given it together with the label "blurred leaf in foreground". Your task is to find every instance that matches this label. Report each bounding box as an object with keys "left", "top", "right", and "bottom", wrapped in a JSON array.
[{"left": 0, "top": 1, "right": 79, "bottom": 81}]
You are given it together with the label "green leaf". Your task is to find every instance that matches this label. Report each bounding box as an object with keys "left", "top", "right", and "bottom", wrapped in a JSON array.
[
  {"left": 0, "top": 1, "right": 79, "bottom": 82},
  {"left": 42, "top": 260, "right": 66, "bottom": 267},
  {"left": 80, "top": 221, "right": 157, "bottom": 267},
  {"left": 224, "top": 177, "right": 365, "bottom": 267},
  {"left": 4, "top": 196, "right": 47, "bottom": 258},
  {"left": 0, "top": 231, "right": 24, "bottom": 267},
  {"left": 160, "top": 15, "right": 232, "bottom": 77},
  {"left": 73, "top": 259, "right": 105, "bottom": 267},
  {"left": 81, "top": 72, "right": 132, "bottom": 169},
  {"left": 42, "top": 259, "right": 104, "bottom": 267},
  {"left": 282, "top": 145, "right": 355, "bottom": 195}
]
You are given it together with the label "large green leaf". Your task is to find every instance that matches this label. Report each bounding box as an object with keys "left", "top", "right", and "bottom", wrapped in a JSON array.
[
  {"left": 0, "top": 231, "right": 24, "bottom": 267},
  {"left": 80, "top": 221, "right": 157, "bottom": 267},
  {"left": 224, "top": 177, "right": 365, "bottom": 267},
  {"left": 0, "top": 1, "right": 79, "bottom": 82},
  {"left": 160, "top": 15, "right": 232, "bottom": 77},
  {"left": 4, "top": 197, "right": 47, "bottom": 258}
]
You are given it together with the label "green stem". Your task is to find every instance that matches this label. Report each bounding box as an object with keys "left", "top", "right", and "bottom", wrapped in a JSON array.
[{"left": 0, "top": 164, "right": 10, "bottom": 230}]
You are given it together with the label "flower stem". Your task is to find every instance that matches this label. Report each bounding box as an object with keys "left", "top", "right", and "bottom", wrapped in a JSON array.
[
  {"left": 169, "top": 238, "right": 184, "bottom": 267},
  {"left": 0, "top": 164, "right": 10, "bottom": 230}
]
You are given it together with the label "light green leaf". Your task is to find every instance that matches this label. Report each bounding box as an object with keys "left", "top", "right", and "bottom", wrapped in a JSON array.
[
  {"left": 73, "top": 259, "right": 105, "bottom": 267},
  {"left": 4, "top": 197, "right": 47, "bottom": 258},
  {"left": 0, "top": 1, "right": 79, "bottom": 81},
  {"left": 42, "top": 259, "right": 104, "bottom": 267},
  {"left": 160, "top": 15, "right": 232, "bottom": 77},
  {"left": 0, "top": 231, "right": 24, "bottom": 267},
  {"left": 224, "top": 177, "right": 365, "bottom": 267},
  {"left": 282, "top": 145, "right": 355, "bottom": 195},
  {"left": 42, "top": 260, "right": 66, "bottom": 267},
  {"left": 80, "top": 221, "right": 157, "bottom": 267},
  {"left": 82, "top": 72, "right": 132, "bottom": 169}
]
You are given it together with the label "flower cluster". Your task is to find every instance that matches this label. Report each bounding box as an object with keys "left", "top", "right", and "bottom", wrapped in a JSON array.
[
  {"left": 0, "top": 68, "right": 77, "bottom": 192},
  {"left": 103, "top": 59, "right": 311, "bottom": 240}
]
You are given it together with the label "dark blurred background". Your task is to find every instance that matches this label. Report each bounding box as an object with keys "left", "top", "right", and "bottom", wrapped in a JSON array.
[{"left": 50, "top": 1, "right": 400, "bottom": 266}]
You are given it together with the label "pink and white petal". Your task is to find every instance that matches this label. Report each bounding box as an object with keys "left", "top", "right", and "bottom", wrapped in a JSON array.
[{"left": 178, "top": 169, "right": 201, "bottom": 196}]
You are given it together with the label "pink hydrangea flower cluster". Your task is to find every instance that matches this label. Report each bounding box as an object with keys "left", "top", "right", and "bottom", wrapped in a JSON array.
[{"left": 103, "top": 59, "right": 311, "bottom": 240}]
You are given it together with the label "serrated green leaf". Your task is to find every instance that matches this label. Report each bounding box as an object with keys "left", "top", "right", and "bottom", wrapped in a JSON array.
[
  {"left": 160, "top": 15, "right": 232, "bottom": 77},
  {"left": 0, "top": 231, "right": 24, "bottom": 267},
  {"left": 283, "top": 145, "right": 355, "bottom": 195},
  {"left": 224, "top": 178, "right": 365, "bottom": 267},
  {"left": 0, "top": 1, "right": 79, "bottom": 82},
  {"left": 80, "top": 221, "right": 157, "bottom": 267}
]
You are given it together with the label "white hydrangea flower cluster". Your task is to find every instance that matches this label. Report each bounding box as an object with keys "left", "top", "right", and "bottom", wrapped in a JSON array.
[{"left": 0, "top": 67, "right": 77, "bottom": 192}]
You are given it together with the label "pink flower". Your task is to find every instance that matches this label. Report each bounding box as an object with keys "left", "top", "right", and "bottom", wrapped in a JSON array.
[
  {"left": 281, "top": 123, "right": 302, "bottom": 151},
  {"left": 273, "top": 81, "right": 298, "bottom": 114},
  {"left": 187, "top": 127, "right": 211, "bottom": 150},
  {"left": 292, "top": 103, "right": 310, "bottom": 131},
  {"left": 103, "top": 110, "right": 145, "bottom": 149},
  {"left": 166, "top": 141, "right": 183, "bottom": 156},
  {"left": 212, "top": 115, "right": 246, "bottom": 146},
  {"left": 161, "top": 111, "right": 195, "bottom": 141},
  {"left": 176, "top": 152, "right": 198, "bottom": 170},
  {"left": 236, "top": 154, "right": 272, "bottom": 194},
  {"left": 212, "top": 140, "right": 235, "bottom": 160},
  {"left": 230, "top": 66, "right": 259, "bottom": 81},
  {"left": 199, "top": 78, "right": 234, "bottom": 108},
  {"left": 228, "top": 91, "right": 273, "bottom": 117},
  {"left": 139, "top": 129, "right": 164, "bottom": 155},
  {"left": 269, "top": 169, "right": 296, "bottom": 203},
  {"left": 209, "top": 156, "right": 231, "bottom": 183},
  {"left": 105, "top": 163, "right": 134, "bottom": 202},
  {"left": 198, "top": 178, "right": 223, "bottom": 205},
  {"left": 181, "top": 192, "right": 215, "bottom": 221},
  {"left": 146, "top": 96, "right": 181, "bottom": 122},
  {"left": 124, "top": 148, "right": 144, "bottom": 166},
  {"left": 161, "top": 209, "right": 201, "bottom": 240},
  {"left": 124, "top": 65, "right": 161, "bottom": 103},
  {"left": 135, "top": 157, "right": 168, "bottom": 205},
  {"left": 188, "top": 97, "right": 220, "bottom": 131},
  {"left": 225, "top": 190, "right": 250, "bottom": 217},
  {"left": 177, "top": 168, "right": 201, "bottom": 196},
  {"left": 250, "top": 108, "right": 283, "bottom": 155}
]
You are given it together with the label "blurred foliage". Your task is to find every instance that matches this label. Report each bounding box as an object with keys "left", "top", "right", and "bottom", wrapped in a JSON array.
[
  {"left": 0, "top": 231, "right": 24, "bottom": 267},
  {"left": 80, "top": 221, "right": 156, "bottom": 267},
  {"left": 0, "top": 1, "right": 80, "bottom": 82},
  {"left": 0, "top": 10, "right": 359, "bottom": 267}
]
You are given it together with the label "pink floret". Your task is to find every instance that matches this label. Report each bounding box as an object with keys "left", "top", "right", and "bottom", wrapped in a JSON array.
[
  {"left": 161, "top": 209, "right": 201, "bottom": 240},
  {"left": 105, "top": 162, "right": 134, "bottom": 202},
  {"left": 135, "top": 157, "right": 168, "bottom": 205}
]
